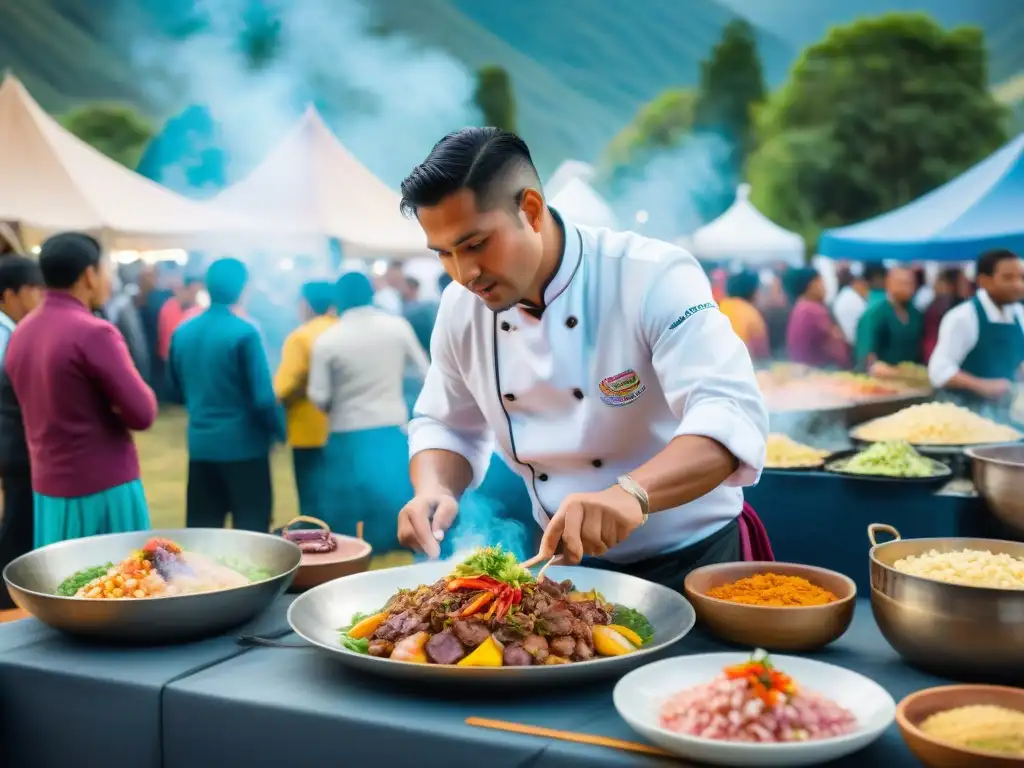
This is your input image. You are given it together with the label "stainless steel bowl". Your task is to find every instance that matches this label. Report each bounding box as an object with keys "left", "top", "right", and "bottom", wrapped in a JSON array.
[
  {"left": 3, "top": 529, "right": 301, "bottom": 643},
  {"left": 966, "top": 443, "right": 1024, "bottom": 534},
  {"left": 867, "top": 523, "right": 1024, "bottom": 681},
  {"left": 288, "top": 561, "right": 695, "bottom": 685}
]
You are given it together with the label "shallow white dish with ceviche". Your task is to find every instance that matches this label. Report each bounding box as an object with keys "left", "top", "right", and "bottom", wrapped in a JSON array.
[{"left": 614, "top": 651, "right": 895, "bottom": 767}]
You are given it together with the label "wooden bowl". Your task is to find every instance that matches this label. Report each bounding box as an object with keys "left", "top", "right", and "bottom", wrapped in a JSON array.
[
  {"left": 683, "top": 561, "right": 856, "bottom": 651},
  {"left": 897, "top": 685, "right": 1024, "bottom": 767},
  {"left": 290, "top": 534, "right": 372, "bottom": 591}
]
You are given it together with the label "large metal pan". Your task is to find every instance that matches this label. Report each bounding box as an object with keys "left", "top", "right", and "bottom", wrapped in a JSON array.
[
  {"left": 965, "top": 443, "right": 1024, "bottom": 535},
  {"left": 867, "top": 523, "right": 1024, "bottom": 682},
  {"left": 288, "top": 561, "right": 695, "bottom": 685},
  {"left": 4, "top": 529, "right": 300, "bottom": 643}
]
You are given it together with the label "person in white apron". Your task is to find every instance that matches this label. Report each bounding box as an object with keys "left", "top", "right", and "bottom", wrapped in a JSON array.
[{"left": 394, "top": 127, "right": 772, "bottom": 589}]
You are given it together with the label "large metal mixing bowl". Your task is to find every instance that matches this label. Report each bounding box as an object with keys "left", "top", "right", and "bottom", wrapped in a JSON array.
[
  {"left": 965, "top": 443, "right": 1024, "bottom": 535},
  {"left": 289, "top": 561, "right": 695, "bottom": 685},
  {"left": 3, "top": 529, "right": 301, "bottom": 643},
  {"left": 867, "top": 523, "right": 1024, "bottom": 682}
]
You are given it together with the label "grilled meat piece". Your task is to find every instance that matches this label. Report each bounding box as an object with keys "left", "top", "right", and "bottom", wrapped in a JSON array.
[
  {"left": 538, "top": 604, "right": 575, "bottom": 636},
  {"left": 568, "top": 599, "right": 611, "bottom": 626},
  {"left": 425, "top": 631, "right": 465, "bottom": 665},
  {"left": 549, "top": 635, "right": 576, "bottom": 658},
  {"left": 368, "top": 640, "right": 393, "bottom": 657},
  {"left": 574, "top": 638, "right": 593, "bottom": 661},
  {"left": 522, "top": 634, "right": 549, "bottom": 661},
  {"left": 451, "top": 619, "right": 491, "bottom": 648}
]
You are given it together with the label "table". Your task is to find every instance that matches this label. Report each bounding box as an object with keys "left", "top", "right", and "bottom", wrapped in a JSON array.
[
  {"left": 0, "top": 597, "right": 294, "bottom": 768},
  {"left": 748, "top": 470, "right": 992, "bottom": 593},
  {"left": 159, "top": 597, "right": 943, "bottom": 767}
]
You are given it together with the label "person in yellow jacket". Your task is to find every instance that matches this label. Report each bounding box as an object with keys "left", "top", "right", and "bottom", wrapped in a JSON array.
[{"left": 274, "top": 281, "right": 336, "bottom": 518}]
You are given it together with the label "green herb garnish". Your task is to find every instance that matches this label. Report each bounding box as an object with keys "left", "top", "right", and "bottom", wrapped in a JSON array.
[
  {"left": 340, "top": 634, "right": 370, "bottom": 654},
  {"left": 337, "top": 610, "right": 381, "bottom": 655},
  {"left": 55, "top": 563, "right": 114, "bottom": 597},
  {"left": 610, "top": 605, "right": 655, "bottom": 645},
  {"left": 451, "top": 546, "right": 535, "bottom": 588}
]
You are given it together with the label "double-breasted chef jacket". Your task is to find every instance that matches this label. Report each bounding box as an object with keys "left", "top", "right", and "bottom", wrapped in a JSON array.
[{"left": 408, "top": 215, "right": 769, "bottom": 564}]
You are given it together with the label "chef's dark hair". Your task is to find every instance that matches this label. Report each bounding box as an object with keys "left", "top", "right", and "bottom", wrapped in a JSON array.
[
  {"left": 977, "top": 249, "right": 1019, "bottom": 277},
  {"left": 0, "top": 255, "right": 44, "bottom": 296},
  {"left": 399, "top": 127, "right": 541, "bottom": 218},
  {"left": 38, "top": 232, "right": 102, "bottom": 290}
]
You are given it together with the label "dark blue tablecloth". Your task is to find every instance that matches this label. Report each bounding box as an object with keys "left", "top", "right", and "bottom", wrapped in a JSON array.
[
  {"left": 0, "top": 597, "right": 294, "bottom": 768},
  {"left": 162, "top": 598, "right": 951, "bottom": 768},
  {"left": 747, "top": 471, "right": 990, "bottom": 593}
]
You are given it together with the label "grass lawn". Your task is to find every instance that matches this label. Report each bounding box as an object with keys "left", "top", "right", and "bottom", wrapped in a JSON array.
[{"left": 135, "top": 407, "right": 413, "bottom": 570}]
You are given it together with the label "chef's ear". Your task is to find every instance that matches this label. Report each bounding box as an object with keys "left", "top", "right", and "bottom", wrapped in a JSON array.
[{"left": 519, "top": 188, "right": 545, "bottom": 232}]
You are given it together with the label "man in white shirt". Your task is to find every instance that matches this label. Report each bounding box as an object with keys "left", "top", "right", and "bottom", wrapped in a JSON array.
[
  {"left": 394, "top": 127, "right": 770, "bottom": 586},
  {"left": 928, "top": 249, "right": 1024, "bottom": 407},
  {"left": 832, "top": 263, "right": 887, "bottom": 345}
]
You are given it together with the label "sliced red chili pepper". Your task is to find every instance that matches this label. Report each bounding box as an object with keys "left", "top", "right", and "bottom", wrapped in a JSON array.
[
  {"left": 459, "top": 591, "right": 495, "bottom": 617},
  {"left": 512, "top": 587, "right": 522, "bottom": 605},
  {"left": 447, "top": 577, "right": 498, "bottom": 592},
  {"left": 495, "top": 590, "right": 516, "bottom": 620}
]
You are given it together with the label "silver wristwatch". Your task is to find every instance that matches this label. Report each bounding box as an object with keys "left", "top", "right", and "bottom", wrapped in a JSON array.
[{"left": 616, "top": 474, "right": 649, "bottom": 526}]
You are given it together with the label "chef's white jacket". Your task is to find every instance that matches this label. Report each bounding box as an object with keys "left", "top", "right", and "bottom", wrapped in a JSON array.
[{"left": 408, "top": 220, "right": 769, "bottom": 563}]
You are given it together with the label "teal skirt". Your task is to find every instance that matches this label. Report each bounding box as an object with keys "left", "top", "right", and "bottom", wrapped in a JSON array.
[
  {"left": 33, "top": 480, "right": 151, "bottom": 549},
  {"left": 322, "top": 427, "right": 414, "bottom": 555}
]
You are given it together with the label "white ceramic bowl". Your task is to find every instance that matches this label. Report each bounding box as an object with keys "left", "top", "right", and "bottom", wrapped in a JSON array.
[{"left": 613, "top": 653, "right": 895, "bottom": 767}]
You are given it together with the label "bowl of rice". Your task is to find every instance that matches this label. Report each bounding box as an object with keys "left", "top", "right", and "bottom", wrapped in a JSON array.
[
  {"left": 896, "top": 684, "right": 1024, "bottom": 766},
  {"left": 613, "top": 650, "right": 895, "bottom": 767},
  {"left": 868, "top": 523, "right": 1024, "bottom": 681}
]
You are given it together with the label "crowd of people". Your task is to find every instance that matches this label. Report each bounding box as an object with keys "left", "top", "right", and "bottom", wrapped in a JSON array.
[
  {"left": 714, "top": 249, "right": 1024, "bottom": 417},
  {"left": 0, "top": 127, "right": 1020, "bottom": 614},
  {"left": 0, "top": 228, "right": 533, "bottom": 609}
]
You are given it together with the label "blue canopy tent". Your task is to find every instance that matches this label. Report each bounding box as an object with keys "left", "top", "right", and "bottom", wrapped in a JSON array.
[{"left": 818, "top": 131, "right": 1024, "bottom": 261}]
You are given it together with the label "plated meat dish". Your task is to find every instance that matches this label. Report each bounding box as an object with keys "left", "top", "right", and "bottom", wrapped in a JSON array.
[{"left": 339, "top": 547, "right": 654, "bottom": 666}]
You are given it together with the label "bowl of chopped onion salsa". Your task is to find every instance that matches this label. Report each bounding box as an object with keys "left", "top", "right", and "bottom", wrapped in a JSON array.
[
  {"left": 614, "top": 651, "right": 895, "bottom": 766},
  {"left": 287, "top": 546, "right": 695, "bottom": 684}
]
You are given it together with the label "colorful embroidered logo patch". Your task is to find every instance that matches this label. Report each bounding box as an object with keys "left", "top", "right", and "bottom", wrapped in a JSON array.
[{"left": 599, "top": 369, "right": 646, "bottom": 407}]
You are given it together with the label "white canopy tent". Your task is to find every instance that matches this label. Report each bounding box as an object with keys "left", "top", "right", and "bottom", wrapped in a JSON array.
[
  {"left": 691, "top": 184, "right": 805, "bottom": 266},
  {"left": 550, "top": 177, "right": 618, "bottom": 229},
  {"left": 545, "top": 159, "right": 597, "bottom": 199},
  {"left": 209, "top": 106, "right": 428, "bottom": 259},
  {"left": 0, "top": 73, "right": 249, "bottom": 250}
]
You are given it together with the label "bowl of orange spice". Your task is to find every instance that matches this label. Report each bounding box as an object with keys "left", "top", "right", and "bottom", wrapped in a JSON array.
[{"left": 684, "top": 562, "right": 857, "bottom": 651}]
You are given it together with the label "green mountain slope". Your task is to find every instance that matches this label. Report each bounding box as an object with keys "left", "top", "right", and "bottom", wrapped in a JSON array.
[
  {"left": 1, "top": 0, "right": 791, "bottom": 172},
  {"left": 717, "top": 0, "right": 1024, "bottom": 82},
  {"left": 0, "top": 0, "right": 146, "bottom": 111}
]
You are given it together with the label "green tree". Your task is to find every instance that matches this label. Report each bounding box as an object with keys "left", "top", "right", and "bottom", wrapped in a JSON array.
[
  {"left": 692, "top": 19, "right": 766, "bottom": 219},
  {"left": 62, "top": 103, "right": 155, "bottom": 169},
  {"left": 599, "top": 89, "right": 696, "bottom": 183},
  {"left": 473, "top": 65, "right": 517, "bottom": 133},
  {"left": 747, "top": 13, "right": 1009, "bottom": 246}
]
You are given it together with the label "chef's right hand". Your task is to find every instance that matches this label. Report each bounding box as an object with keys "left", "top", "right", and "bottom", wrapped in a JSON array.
[
  {"left": 978, "top": 378, "right": 1013, "bottom": 400},
  {"left": 397, "top": 492, "right": 459, "bottom": 559}
]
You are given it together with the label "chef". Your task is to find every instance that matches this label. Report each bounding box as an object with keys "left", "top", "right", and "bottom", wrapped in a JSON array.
[
  {"left": 394, "top": 127, "right": 771, "bottom": 588},
  {"left": 928, "top": 249, "right": 1024, "bottom": 415}
]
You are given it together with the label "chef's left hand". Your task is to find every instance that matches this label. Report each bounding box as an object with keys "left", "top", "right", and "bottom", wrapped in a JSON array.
[{"left": 536, "top": 486, "right": 644, "bottom": 564}]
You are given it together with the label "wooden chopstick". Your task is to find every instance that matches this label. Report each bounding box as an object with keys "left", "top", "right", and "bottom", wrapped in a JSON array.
[
  {"left": 536, "top": 555, "right": 562, "bottom": 582},
  {"left": 465, "top": 717, "right": 674, "bottom": 758}
]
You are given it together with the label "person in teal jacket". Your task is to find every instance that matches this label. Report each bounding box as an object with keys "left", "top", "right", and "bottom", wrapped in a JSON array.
[{"left": 167, "top": 257, "right": 285, "bottom": 531}]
